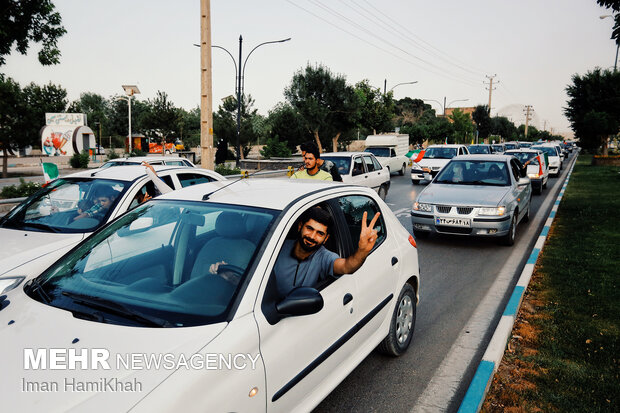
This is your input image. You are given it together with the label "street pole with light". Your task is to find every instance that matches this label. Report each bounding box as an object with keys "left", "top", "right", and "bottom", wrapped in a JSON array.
[
  {"left": 384, "top": 80, "right": 418, "bottom": 95},
  {"left": 121, "top": 85, "right": 140, "bottom": 154},
  {"left": 600, "top": 14, "right": 619, "bottom": 71},
  {"left": 94, "top": 121, "right": 102, "bottom": 157}
]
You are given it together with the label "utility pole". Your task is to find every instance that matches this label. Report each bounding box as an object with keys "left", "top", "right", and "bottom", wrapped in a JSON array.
[
  {"left": 523, "top": 105, "right": 534, "bottom": 138},
  {"left": 484, "top": 74, "right": 498, "bottom": 115},
  {"left": 200, "top": 0, "right": 214, "bottom": 170}
]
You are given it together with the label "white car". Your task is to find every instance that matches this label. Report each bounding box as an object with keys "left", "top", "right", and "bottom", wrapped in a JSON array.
[
  {"left": 531, "top": 144, "right": 562, "bottom": 176},
  {"left": 0, "top": 179, "right": 420, "bottom": 412},
  {"left": 321, "top": 152, "right": 391, "bottom": 200},
  {"left": 0, "top": 165, "right": 225, "bottom": 288},
  {"left": 410, "top": 144, "right": 469, "bottom": 184},
  {"left": 101, "top": 156, "right": 195, "bottom": 169},
  {"left": 504, "top": 149, "right": 549, "bottom": 194}
]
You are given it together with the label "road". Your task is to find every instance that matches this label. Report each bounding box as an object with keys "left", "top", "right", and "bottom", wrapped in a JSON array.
[{"left": 315, "top": 153, "right": 577, "bottom": 412}]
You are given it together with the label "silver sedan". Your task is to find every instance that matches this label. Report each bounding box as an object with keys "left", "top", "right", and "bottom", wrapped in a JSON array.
[{"left": 410, "top": 155, "right": 532, "bottom": 245}]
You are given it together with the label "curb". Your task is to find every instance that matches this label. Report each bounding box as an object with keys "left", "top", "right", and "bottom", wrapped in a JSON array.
[{"left": 457, "top": 155, "right": 578, "bottom": 413}]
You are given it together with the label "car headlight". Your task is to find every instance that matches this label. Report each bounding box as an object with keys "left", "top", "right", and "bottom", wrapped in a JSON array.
[
  {"left": 413, "top": 202, "right": 432, "bottom": 212},
  {"left": 478, "top": 206, "right": 506, "bottom": 216},
  {"left": 411, "top": 163, "right": 421, "bottom": 170},
  {"left": 528, "top": 173, "right": 540, "bottom": 179},
  {"left": 0, "top": 276, "right": 25, "bottom": 294}
]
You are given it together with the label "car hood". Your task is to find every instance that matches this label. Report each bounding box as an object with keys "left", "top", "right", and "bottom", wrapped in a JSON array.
[
  {"left": 0, "top": 228, "right": 85, "bottom": 277},
  {"left": 418, "top": 183, "right": 510, "bottom": 207},
  {"left": 0, "top": 290, "right": 227, "bottom": 412},
  {"left": 417, "top": 158, "right": 451, "bottom": 168}
]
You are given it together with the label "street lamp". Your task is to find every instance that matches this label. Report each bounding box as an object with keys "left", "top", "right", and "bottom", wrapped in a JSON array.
[
  {"left": 121, "top": 85, "right": 140, "bottom": 153},
  {"left": 600, "top": 14, "right": 619, "bottom": 71},
  {"left": 424, "top": 97, "right": 469, "bottom": 116},
  {"left": 384, "top": 80, "right": 418, "bottom": 95},
  {"left": 198, "top": 36, "right": 291, "bottom": 166},
  {"left": 94, "top": 121, "right": 102, "bottom": 156}
]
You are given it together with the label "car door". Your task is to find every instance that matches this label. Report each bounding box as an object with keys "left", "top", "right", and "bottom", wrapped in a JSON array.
[
  {"left": 363, "top": 154, "right": 383, "bottom": 192},
  {"left": 333, "top": 194, "right": 397, "bottom": 346},
  {"left": 254, "top": 201, "right": 359, "bottom": 412},
  {"left": 510, "top": 159, "right": 530, "bottom": 219},
  {"left": 350, "top": 155, "right": 367, "bottom": 186}
]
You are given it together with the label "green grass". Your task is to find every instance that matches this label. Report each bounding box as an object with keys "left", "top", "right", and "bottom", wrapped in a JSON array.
[{"left": 522, "top": 154, "right": 620, "bottom": 411}]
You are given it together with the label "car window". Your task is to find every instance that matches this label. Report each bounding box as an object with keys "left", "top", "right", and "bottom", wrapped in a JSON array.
[
  {"left": 365, "top": 147, "right": 390, "bottom": 158},
  {"left": 352, "top": 156, "right": 365, "bottom": 176},
  {"left": 165, "top": 161, "right": 185, "bottom": 166},
  {"left": 160, "top": 175, "right": 175, "bottom": 189},
  {"left": 363, "top": 155, "right": 376, "bottom": 172},
  {"left": 26, "top": 201, "right": 278, "bottom": 327},
  {"left": 337, "top": 195, "right": 386, "bottom": 252},
  {"left": 177, "top": 173, "right": 213, "bottom": 188},
  {"left": 371, "top": 155, "right": 383, "bottom": 171},
  {"left": 435, "top": 160, "right": 510, "bottom": 186},
  {"left": 390, "top": 148, "right": 396, "bottom": 157},
  {"left": 510, "top": 160, "right": 521, "bottom": 181},
  {"left": 321, "top": 156, "right": 351, "bottom": 175}
]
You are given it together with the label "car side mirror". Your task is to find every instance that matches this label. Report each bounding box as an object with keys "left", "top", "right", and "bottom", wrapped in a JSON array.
[
  {"left": 518, "top": 177, "right": 530, "bottom": 186},
  {"left": 276, "top": 287, "right": 324, "bottom": 317}
]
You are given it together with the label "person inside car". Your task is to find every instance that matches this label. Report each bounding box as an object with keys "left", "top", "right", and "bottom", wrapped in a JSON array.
[
  {"left": 73, "top": 188, "right": 117, "bottom": 221},
  {"left": 296, "top": 142, "right": 342, "bottom": 181}
]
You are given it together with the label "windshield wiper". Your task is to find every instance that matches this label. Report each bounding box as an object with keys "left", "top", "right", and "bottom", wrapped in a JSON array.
[
  {"left": 21, "top": 222, "right": 61, "bottom": 233},
  {"left": 61, "top": 291, "right": 172, "bottom": 327},
  {"left": 25, "top": 277, "right": 51, "bottom": 303}
]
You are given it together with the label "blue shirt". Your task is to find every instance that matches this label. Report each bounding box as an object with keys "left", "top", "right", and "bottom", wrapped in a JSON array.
[{"left": 274, "top": 239, "right": 339, "bottom": 296}]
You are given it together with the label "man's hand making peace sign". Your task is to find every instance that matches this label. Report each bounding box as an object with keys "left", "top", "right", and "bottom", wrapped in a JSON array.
[{"left": 333, "top": 211, "right": 382, "bottom": 275}]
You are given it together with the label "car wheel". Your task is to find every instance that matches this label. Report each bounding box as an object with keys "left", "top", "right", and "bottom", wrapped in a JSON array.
[
  {"left": 399, "top": 164, "right": 405, "bottom": 176},
  {"left": 543, "top": 178, "right": 548, "bottom": 189},
  {"left": 378, "top": 283, "right": 416, "bottom": 356},
  {"left": 500, "top": 212, "right": 517, "bottom": 246},
  {"left": 378, "top": 184, "right": 388, "bottom": 200},
  {"left": 413, "top": 229, "right": 429, "bottom": 238},
  {"left": 412, "top": 179, "right": 420, "bottom": 185}
]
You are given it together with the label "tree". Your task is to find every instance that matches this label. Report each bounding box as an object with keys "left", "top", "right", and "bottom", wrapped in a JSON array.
[
  {"left": 354, "top": 80, "right": 394, "bottom": 134},
  {"left": 0, "top": 0, "right": 67, "bottom": 66},
  {"left": 141, "top": 91, "right": 180, "bottom": 142},
  {"left": 0, "top": 75, "right": 24, "bottom": 177},
  {"left": 67, "top": 92, "right": 109, "bottom": 144},
  {"left": 472, "top": 105, "right": 492, "bottom": 140},
  {"left": 449, "top": 108, "right": 474, "bottom": 143},
  {"left": 394, "top": 98, "right": 432, "bottom": 127},
  {"left": 490, "top": 116, "right": 518, "bottom": 141},
  {"left": 517, "top": 124, "right": 540, "bottom": 141},
  {"left": 564, "top": 68, "right": 620, "bottom": 153},
  {"left": 177, "top": 107, "right": 201, "bottom": 148},
  {"left": 21, "top": 81, "right": 67, "bottom": 147},
  {"left": 284, "top": 64, "right": 359, "bottom": 152},
  {"left": 266, "top": 103, "right": 312, "bottom": 152},
  {"left": 596, "top": 1, "right": 620, "bottom": 46},
  {"left": 260, "top": 136, "right": 292, "bottom": 158}
]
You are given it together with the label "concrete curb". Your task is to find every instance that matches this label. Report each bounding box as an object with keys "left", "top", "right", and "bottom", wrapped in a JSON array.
[{"left": 457, "top": 155, "right": 578, "bottom": 413}]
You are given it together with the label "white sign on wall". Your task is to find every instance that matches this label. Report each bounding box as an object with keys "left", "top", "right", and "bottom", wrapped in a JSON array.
[{"left": 45, "top": 113, "right": 86, "bottom": 126}]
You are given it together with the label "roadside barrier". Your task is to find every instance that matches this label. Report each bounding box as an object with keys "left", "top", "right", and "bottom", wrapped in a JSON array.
[{"left": 458, "top": 154, "right": 578, "bottom": 413}]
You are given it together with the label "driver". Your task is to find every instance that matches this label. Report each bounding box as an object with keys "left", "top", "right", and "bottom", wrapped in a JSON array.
[{"left": 74, "top": 188, "right": 117, "bottom": 221}]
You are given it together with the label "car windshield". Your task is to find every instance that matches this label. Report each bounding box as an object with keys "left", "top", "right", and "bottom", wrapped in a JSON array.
[
  {"left": 491, "top": 145, "right": 504, "bottom": 152},
  {"left": 100, "top": 161, "right": 139, "bottom": 169},
  {"left": 321, "top": 156, "right": 352, "bottom": 175},
  {"left": 364, "top": 147, "right": 390, "bottom": 157},
  {"left": 434, "top": 160, "right": 510, "bottom": 186},
  {"left": 506, "top": 151, "right": 538, "bottom": 165},
  {"left": 520, "top": 142, "right": 532, "bottom": 148},
  {"left": 25, "top": 200, "right": 278, "bottom": 327},
  {"left": 424, "top": 147, "right": 458, "bottom": 159},
  {"left": 504, "top": 143, "right": 519, "bottom": 150},
  {"left": 468, "top": 145, "right": 491, "bottom": 154},
  {"left": 1, "top": 178, "right": 128, "bottom": 233},
  {"left": 532, "top": 146, "right": 557, "bottom": 156}
]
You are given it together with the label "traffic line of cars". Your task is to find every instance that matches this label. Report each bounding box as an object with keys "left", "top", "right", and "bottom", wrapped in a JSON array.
[
  {"left": 410, "top": 141, "right": 575, "bottom": 246},
  {"left": 0, "top": 163, "right": 420, "bottom": 412}
]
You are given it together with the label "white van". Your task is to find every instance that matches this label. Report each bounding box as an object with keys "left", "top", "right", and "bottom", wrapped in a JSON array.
[{"left": 363, "top": 134, "right": 410, "bottom": 176}]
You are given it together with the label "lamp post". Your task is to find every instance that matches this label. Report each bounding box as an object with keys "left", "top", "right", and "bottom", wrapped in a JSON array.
[
  {"left": 424, "top": 97, "right": 469, "bottom": 116},
  {"left": 94, "top": 121, "right": 102, "bottom": 157},
  {"left": 199, "top": 36, "right": 291, "bottom": 166},
  {"left": 600, "top": 15, "right": 619, "bottom": 71},
  {"left": 121, "top": 85, "right": 140, "bottom": 153},
  {"left": 384, "top": 80, "right": 418, "bottom": 95}
]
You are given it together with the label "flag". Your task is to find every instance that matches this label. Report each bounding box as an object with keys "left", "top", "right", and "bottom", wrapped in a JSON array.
[
  {"left": 444, "top": 136, "right": 448, "bottom": 145},
  {"left": 406, "top": 149, "right": 426, "bottom": 163},
  {"left": 537, "top": 155, "right": 543, "bottom": 176},
  {"left": 41, "top": 162, "right": 59, "bottom": 183}
]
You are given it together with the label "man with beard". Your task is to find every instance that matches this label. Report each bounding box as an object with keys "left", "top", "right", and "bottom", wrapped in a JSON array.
[
  {"left": 273, "top": 206, "right": 380, "bottom": 296},
  {"left": 291, "top": 143, "right": 334, "bottom": 181}
]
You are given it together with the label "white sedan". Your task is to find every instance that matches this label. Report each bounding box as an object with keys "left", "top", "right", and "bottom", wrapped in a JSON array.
[
  {"left": 0, "top": 179, "right": 420, "bottom": 412},
  {"left": 321, "top": 152, "right": 391, "bottom": 200},
  {"left": 0, "top": 165, "right": 225, "bottom": 291}
]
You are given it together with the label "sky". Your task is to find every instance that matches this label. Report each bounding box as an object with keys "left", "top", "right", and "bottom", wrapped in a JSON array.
[{"left": 3, "top": 0, "right": 618, "bottom": 137}]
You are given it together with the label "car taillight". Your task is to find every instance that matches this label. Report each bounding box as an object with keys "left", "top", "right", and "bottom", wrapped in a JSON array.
[{"left": 409, "top": 234, "right": 417, "bottom": 248}]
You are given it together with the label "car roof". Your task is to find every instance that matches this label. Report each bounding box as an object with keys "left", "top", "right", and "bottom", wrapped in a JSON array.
[
  {"left": 63, "top": 165, "right": 198, "bottom": 182},
  {"left": 155, "top": 178, "right": 361, "bottom": 210},
  {"left": 426, "top": 144, "right": 466, "bottom": 148},
  {"left": 504, "top": 149, "right": 541, "bottom": 153},
  {"left": 106, "top": 156, "right": 189, "bottom": 162},
  {"left": 452, "top": 154, "right": 513, "bottom": 162},
  {"left": 322, "top": 151, "right": 374, "bottom": 157}
]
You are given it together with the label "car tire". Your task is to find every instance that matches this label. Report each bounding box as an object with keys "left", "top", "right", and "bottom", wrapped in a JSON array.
[
  {"left": 413, "top": 229, "right": 429, "bottom": 238},
  {"left": 500, "top": 212, "right": 517, "bottom": 246},
  {"left": 543, "top": 178, "right": 548, "bottom": 189},
  {"left": 412, "top": 179, "right": 420, "bottom": 185},
  {"left": 399, "top": 164, "right": 405, "bottom": 176},
  {"left": 378, "top": 283, "right": 416, "bottom": 356},
  {"left": 378, "top": 184, "right": 388, "bottom": 201}
]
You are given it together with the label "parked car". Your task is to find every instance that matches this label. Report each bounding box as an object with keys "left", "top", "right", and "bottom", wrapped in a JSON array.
[
  {"left": 0, "top": 179, "right": 420, "bottom": 412},
  {"left": 101, "top": 156, "right": 195, "bottom": 169},
  {"left": 531, "top": 144, "right": 562, "bottom": 176},
  {"left": 321, "top": 152, "right": 391, "bottom": 199},
  {"left": 503, "top": 141, "right": 520, "bottom": 151},
  {"left": 504, "top": 149, "right": 549, "bottom": 194},
  {"left": 491, "top": 143, "right": 506, "bottom": 154},
  {"left": 411, "top": 155, "right": 532, "bottom": 245},
  {"left": 0, "top": 165, "right": 225, "bottom": 283},
  {"left": 410, "top": 144, "right": 469, "bottom": 184},
  {"left": 467, "top": 144, "right": 494, "bottom": 155}
]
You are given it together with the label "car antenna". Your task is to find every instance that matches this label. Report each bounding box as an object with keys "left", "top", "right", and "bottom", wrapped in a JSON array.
[{"left": 202, "top": 163, "right": 281, "bottom": 200}]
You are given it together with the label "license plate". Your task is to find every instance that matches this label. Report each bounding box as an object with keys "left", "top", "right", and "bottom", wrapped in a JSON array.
[{"left": 435, "top": 217, "right": 471, "bottom": 227}]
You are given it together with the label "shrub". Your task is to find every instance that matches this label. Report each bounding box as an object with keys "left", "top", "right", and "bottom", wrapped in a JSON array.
[
  {"left": 260, "top": 137, "right": 292, "bottom": 158},
  {"left": 106, "top": 147, "right": 120, "bottom": 161},
  {"left": 69, "top": 151, "right": 90, "bottom": 169},
  {"left": 215, "top": 163, "right": 241, "bottom": 176},
  {"left": 0, "top": 178, "right": 41, "bottom": 199},
  {"left": 129, "top": 149, "right": 147, "bottom": 157}
]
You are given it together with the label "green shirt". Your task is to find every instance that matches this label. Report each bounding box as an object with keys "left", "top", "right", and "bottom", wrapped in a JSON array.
[{"left": 291, "top": 168, "right": 333, "bottom": 181}]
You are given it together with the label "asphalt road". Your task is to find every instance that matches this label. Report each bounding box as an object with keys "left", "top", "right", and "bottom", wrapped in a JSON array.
[{"left": 315, "top": 153, "right": 577, "bottom": 413}]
